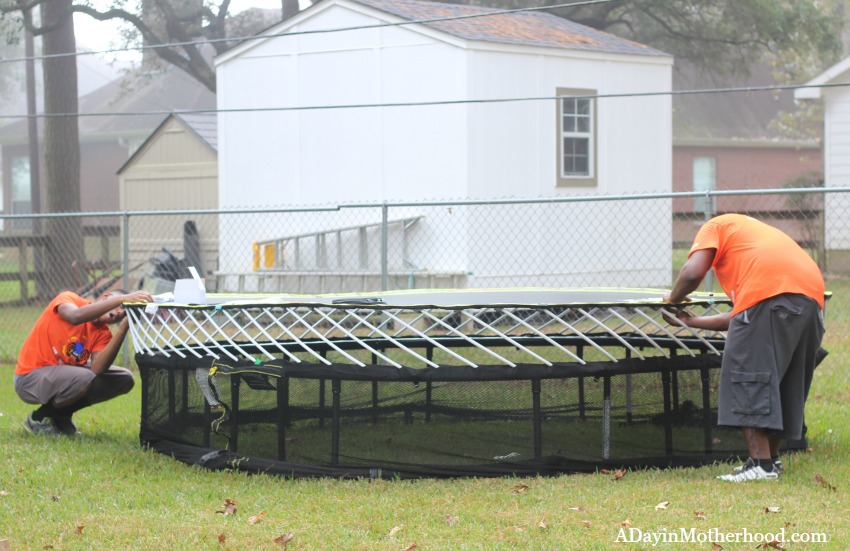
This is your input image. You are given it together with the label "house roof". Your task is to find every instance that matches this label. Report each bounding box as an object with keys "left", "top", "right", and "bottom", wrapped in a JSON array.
[
  {"left": 672, "top": 61, "right": 816, "bottom": 146},
  {"left": 794, "top": 55, "right": 850, "bottom": 100},
  {"left": 117, "top": 112, "right": 217, "bottom": 175},
  {"left": 0, "top": 64, "right": 215, "bottom": 145},
  {"left": 348, "top": 0, "right": 669, "bottom": 57}
]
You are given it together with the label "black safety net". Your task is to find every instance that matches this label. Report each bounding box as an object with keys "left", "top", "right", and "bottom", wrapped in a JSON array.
[{"left": 137, "top": 339, "right": 807, "bottom": 479}]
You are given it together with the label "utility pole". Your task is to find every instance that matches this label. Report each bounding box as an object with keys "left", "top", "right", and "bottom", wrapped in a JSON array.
[{"left": 25, "top": 14, "right": 43, "bottom": 300}]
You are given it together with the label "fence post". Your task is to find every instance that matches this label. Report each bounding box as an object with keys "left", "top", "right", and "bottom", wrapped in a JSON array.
[
  {"left": 702, "top": 190, "right": 715, "bottom": 294},
  {"left": 122, "top": 212, "right": 131, "bottom": 366},
  {"left": 381, "top": 203, "right": 388, "bottom": 291}
]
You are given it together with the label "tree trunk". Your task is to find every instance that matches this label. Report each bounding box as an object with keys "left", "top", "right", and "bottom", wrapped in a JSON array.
[{"left": 41, "top": 0, "right": 84, "bottom": 297}]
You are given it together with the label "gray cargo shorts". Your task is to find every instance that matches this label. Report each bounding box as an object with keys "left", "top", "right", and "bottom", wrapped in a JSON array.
[{"left": 717, "top": 293, "right": 824, "bottom": 440}]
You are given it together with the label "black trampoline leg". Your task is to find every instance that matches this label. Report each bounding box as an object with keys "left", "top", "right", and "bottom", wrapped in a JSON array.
[
  {"left": 661, "top": 370, "right": 673, "bottom": 456},
  {"left": 230, "top": 375, "right": 240, "bottom": 452},
  {"left": 602, "top": 376, "right": 611, "bottom": 460},
  {"left": 319, "top": 378, "right": 326, "bottom": 428},
  {"left": 700, "top": 366, "right": 713, "bottom": 454},
  {"left": 532, "top": 379, "right": 542, "bottom": 460},
  {"left": 331, "top": 378, "right": 341, "bottom": 466},
  {"left": 277, "top": 377, "right": 289, "bottom": 461}
]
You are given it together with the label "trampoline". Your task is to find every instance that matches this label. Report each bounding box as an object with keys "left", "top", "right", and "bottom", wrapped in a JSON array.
[{"left": 125, "top": 287, "right": 776, "bottom": 478}]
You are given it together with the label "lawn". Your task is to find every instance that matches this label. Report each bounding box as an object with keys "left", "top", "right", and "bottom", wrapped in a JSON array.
[{"left": 0, "top": 282, "right": 847, "bottom": 549}]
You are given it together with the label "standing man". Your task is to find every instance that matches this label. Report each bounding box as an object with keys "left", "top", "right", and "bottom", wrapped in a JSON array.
[
  {"left": 664, "top": 214, "right": 825, "bottom": 482},
  {"left": 14, "top": 288, "right": 152, "bottom": 436}
]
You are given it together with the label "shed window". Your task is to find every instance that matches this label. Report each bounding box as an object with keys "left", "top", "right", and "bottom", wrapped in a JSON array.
[{"left": 556, "top": 88, "right": 597, "bottom": 187}]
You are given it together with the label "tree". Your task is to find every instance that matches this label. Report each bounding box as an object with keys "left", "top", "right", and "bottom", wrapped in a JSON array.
[
  {"left": 0, "top": 1, "right": 84, "bottom": 296},
  {"left": 437, "top": 0, "right": 843, "bottom": 79},
  {"left": 71, "top": 0, "right": 301, "bottom": 92}
]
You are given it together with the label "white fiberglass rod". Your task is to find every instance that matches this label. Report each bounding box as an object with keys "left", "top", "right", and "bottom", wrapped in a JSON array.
[
  {"left": 419, "top": 310, "right": 516, "bottom": 367},
  {"left": 544, "top": 309, "right": 618, "bottom": 362},
  {"left": 314, "top": 309, "right": 402, "bottom": 368},
  {"left": 344, "top": 309, "right": 440, "bottom": 368},
  {"left": 286, "top": 308, "right": 365, "bottom": 367},
  {"left": 576, "top": 308, "right": 642, "bottom": 360},
  {"left": 605, "top": 308, "right": 669, "bottom": 358},
  {"left": 502, "top": 309, "right": 585, "bottom": 365},
  {"left": 264, "top": 308, "right": 333, "bottom": 365},
  {"left": 465, "top": 310, "right": 552, "bottom": 366}
]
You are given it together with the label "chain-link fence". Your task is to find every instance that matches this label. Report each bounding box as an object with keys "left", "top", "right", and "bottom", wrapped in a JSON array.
[{"left": 1, "top": 187, "right": 848, "bottom": 362}]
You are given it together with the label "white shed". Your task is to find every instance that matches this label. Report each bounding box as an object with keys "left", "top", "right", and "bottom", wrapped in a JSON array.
[
  {"left": 796, "top": 60, "right": 850, "bottom": 270},
  {"left": 215, "top": 0, "right": 674, "bottom": 291}
]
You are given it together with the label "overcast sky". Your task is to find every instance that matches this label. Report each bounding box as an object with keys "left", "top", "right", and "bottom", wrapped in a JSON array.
[{"left": 73, "top": 0, "right": 313, "bottom": 63}]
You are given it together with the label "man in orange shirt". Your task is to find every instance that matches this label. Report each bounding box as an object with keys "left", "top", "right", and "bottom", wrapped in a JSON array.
[
  {"left": 14, "top": 289, "right": 152, "bottom": 436},
  {"left": 664, "top": 214, "right": 825, "bottom": 482}
]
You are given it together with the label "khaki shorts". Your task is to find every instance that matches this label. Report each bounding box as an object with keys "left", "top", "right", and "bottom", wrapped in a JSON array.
[{"left": 14, "top": 364, "right": 134, "bottom": 406}]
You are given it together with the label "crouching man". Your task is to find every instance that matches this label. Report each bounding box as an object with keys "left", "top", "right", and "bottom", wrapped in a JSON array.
[{"left": 14, "top": 289, "right": 152, "bottom": 436}]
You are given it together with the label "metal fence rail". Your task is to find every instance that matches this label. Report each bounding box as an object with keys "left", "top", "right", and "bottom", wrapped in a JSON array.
[{"left": 1, "top": 186, "right": 848, "bottom": 362}]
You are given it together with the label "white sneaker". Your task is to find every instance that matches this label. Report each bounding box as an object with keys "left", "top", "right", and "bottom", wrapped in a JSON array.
[
  {"left": 733, "top": 458, "right": 784, "bottom": 473},
  {"left": 718, "top": 458, "right": 779, "bottom": 482}
]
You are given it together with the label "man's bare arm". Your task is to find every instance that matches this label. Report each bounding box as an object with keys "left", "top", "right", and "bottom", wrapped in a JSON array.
[{"left": 57, "top": 290, "right": 152, "bottom": 326}]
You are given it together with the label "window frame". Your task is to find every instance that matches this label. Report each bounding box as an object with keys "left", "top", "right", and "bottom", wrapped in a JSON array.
[
  {"left": 556, "top": 87, "right": 597, "bottom": 188},
  {"left": 692, "top": 156, "right": 717, "bottom": 215}
]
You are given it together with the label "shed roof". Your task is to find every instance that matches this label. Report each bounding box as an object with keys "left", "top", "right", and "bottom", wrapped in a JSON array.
[
  {"left": 117, "top": 112, "right": 217, "bottom": 175},
  {"left": 349, "top": 0, "right": 667, "bottom": 57}
]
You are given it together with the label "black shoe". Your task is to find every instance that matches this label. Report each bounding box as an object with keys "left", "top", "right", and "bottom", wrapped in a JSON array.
[
  {"left": 23, "top": 413, "right": 59, "bottom": 435},
  {"left": 53, "top": 416, "right": 80, "bottom": 436}
]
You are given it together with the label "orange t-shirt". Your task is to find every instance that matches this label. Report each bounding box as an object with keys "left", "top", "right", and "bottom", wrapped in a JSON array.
[
  {"left": 689, "top": 214, "right": 825, "bottom": 315},
  {"left": 14, "top": 291, "right": 113, "bottom": 376}
]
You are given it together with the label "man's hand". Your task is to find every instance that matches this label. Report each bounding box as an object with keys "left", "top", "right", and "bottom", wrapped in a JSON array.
[
  {"left": 662, "top": 293, "right": 691, "bottom": 305},
  {"left": 662, "top": 306, "right": 693, "bottom": 327},
  {"left": 121, "top": 290, "right": 153, "bottom": 304}
]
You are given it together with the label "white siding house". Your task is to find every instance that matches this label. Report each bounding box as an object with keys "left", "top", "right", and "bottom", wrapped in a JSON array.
[
  {"left": 215, "top": 0, "right": 673, "bottom": 291},
  {"left": 796, "top": 60, "right": 850, "bottom": 268}
]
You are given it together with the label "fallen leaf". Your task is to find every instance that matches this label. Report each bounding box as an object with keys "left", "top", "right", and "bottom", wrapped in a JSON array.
[
  {"left": 0, "top": 491, "right": 8, "bottom": 498},
  {"left": 538, "top": 520, "right": 548, "bottom": 530},
  {"left": 51, "top": 495, "right": 60, "bottom": 502},
  {"left": 513, "top": 526, "right": 525, "bottom": 533},
  {"left": 655, "top": 501, "right": 669, "bottom": 511},
  {"left": 445, "top": 515, "right": 459, "bottom": 525},
  {"left": 387, "top": 525, "right": 404, "bottom": 537},
  {"left": 757, "top": 541, "right": 785, "bottom": 550},
  {"left": 612, "top": 469, "right": 626, "bottom": 481},
  {"left": 711, "top": 543, "right": 724, "bottom": 551},
  {"left": 216, "top": 498, "right": 237, "bottom": 516},
  {"left": 814, "top": 474, "right": 837, "bottom": 491},
  {"left": 512, "top": 483, "right": 529, "bottom": 493},
  {"left": 273, "top": 532, "right": 294, "bottom": 547},
  {"left": 694, "top": 510, "right": 707, "bottom": 520},
  {"left": 218, "top": 533, "right": 226, "bottom": 544},
  {"left": 581, "top": 520, "right": 592, "bottom": 528},
  {"left": 74, "top": 525, "right": 85, "bottom": 536},
  {"left": 621, "top": 518, "right": 631, "bottom": 527},
  {"left": 567, "top": 506, "right": 584, "bottom": 512},
  {"left": 402, "top": 545, "right": 417, "bottom": 551},
  {"left": 599, "top": 469, "right": 611, "bottom": 475},
  {"left": 247, "top": 511, "right": 266, "bottom": 525},
  {"left": 764, "top": 506, "right": 781, "bottom": 514}
]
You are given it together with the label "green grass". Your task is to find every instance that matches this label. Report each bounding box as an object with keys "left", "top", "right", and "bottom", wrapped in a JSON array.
[{"left": 0, "top": 282, "right": 848, "bottom": 549}]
